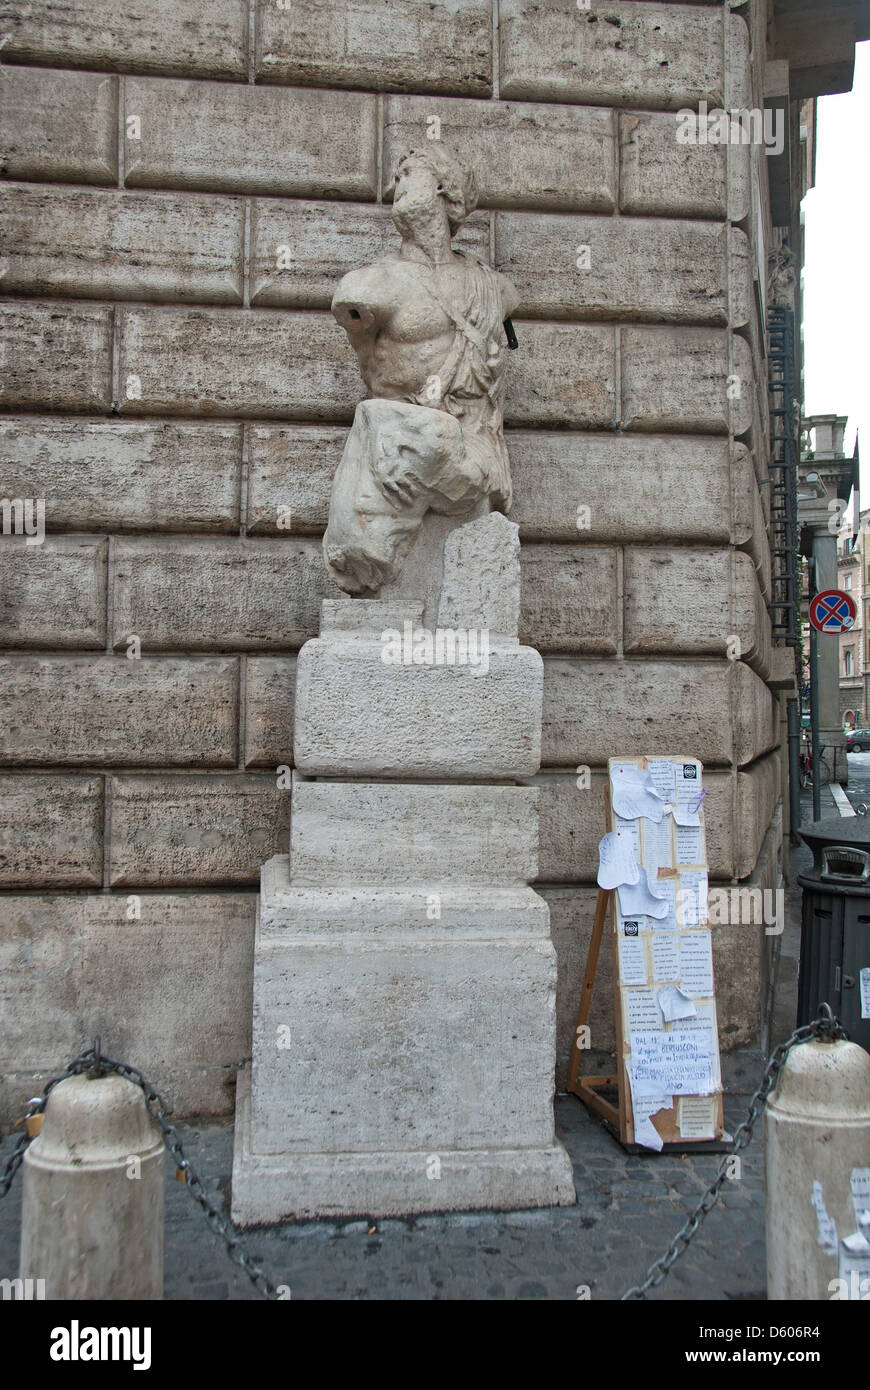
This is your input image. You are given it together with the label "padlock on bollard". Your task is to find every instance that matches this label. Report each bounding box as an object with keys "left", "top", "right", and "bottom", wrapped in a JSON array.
[
  {"left": 765, "top": 1037, "right": 870, "bottom": 1301},
  {"left": 19, "top": 1071, "right": 164, "bottom": 1300}
]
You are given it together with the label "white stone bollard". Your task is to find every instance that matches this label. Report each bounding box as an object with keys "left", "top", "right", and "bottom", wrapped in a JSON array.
[
  {"left": 19, "top": 1072, "right": 164, "bottom": 1300},
  {"left": 765, "top": 1038, "right": 870, "bottom": 1300}
]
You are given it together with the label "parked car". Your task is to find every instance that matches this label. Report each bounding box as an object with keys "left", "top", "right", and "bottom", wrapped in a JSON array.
[{"left": 846, "top": 728, "right": 870, "bottom": 751}]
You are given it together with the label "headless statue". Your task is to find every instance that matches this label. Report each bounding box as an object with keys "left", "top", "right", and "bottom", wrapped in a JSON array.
[{"left": 324, "top": 143, "right": 520, "bottom": 595}]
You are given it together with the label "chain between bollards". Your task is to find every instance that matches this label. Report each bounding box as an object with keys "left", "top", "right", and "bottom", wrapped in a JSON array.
[
  {"left": 0, "top": 1041, "right": 282, "bottom": 1300},
  {"left": 620, "top": 1005, "right": 848, "bottom": 1300}
]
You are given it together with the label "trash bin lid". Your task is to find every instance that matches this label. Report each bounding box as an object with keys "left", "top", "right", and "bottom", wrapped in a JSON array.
[{"left": 799, "top": 814, "right": 870, "bottom": 853}]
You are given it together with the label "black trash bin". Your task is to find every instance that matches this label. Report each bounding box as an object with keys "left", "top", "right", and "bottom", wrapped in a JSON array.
[{"left": 797, "top": 815, "right": 870, "bottom": 1053}]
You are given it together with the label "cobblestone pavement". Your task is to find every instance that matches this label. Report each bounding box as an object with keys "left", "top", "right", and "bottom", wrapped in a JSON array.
[{"left": 1, "top": 1092, "right": 767, "bottom": 1301}]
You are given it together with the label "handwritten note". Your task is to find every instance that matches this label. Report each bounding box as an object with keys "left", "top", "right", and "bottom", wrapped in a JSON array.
[{"left": 630, "top": 1029, "right": 715, "bottom": 1097}]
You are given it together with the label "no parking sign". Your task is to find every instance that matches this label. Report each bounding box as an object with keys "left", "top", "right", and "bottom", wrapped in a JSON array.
[{"left": 809, "top": 589, "right": 857, "bottom": 634}]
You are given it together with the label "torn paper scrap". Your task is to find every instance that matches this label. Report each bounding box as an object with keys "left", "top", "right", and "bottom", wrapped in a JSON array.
[
  {"left": 861, "top": 967, "right": 870, "bottom": 1020},
  {"left": 625, "top": 989, "right": 661, "bottom": 1030},
  {"left": 618, "top": 934, "right": 649, "bottom": 987},
  {"left": 677, "top": 1095, "right": 716, "bottom": 1140},
  {"left": 679, "top": 932, "right": 715, "bottom": 997},
  {"left": 626, "top": 1067, "right": 672, "bottom": 1151},
  {"left": 597, "top": 831, "right": 639, "bottom": 890},
  {"left": 630, "top": 1029, "right": 715, "bottom": 1097},
  {"left": 672, "top": 803, "right": 701, "bottom": 827},
  {"left": 658, "top": 984, "right": 698, "bottom": 1023},
  {"left": 812, "top": 1181, "right": 839, "bottom": 1256},
  {"left": 842, "top": 1230, "right": 870, "bottom": 1255},
  {"left": 610, "top": 763, "right": 666, "bottom": 822},
  {"left": 613, "top": 815, "right": 640, "bottom": 857},
  {"left": 618, "top": 867, "right": 672, "bottom": 920}
]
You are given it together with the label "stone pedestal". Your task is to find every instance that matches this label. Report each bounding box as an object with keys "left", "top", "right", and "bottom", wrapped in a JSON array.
[{"left": 231, "top": 516, "right": 575, "bottom": 1221}]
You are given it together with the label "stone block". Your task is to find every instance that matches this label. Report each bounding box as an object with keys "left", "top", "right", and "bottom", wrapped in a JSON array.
[
  {"left": 255, "top": 0, "right": 492, "bottom": 95},
  {"left": 437, "top": 512, "right": 520, "bottom": 636},
  {"left": 0, "top": 893, "right": 255, "bottom": 1126},
  {"left": 108, "top": 774, "right": 291, "bottom": 886},
  {"left": 232, "top": 853, "right": 574, "bottom": 1219},
  {"left": 117, "top": 307, "right": 361, "bottom": 420},
  {"left": 496, "top": 213, "right": 728, "bottom": 324},
  {"left": 294, "top": 601, "right": 543, "bottom": 779},
  {"left": 111, "top": 538, "right": 338, "bottom": 651},
  {"left": 244, "top": 657, "right": 296, "bottom": 768},
  {"left": 620, "top": 327, "right": 752, "bottom": 435},
  {"left": 250, "top": 199, "right": 489, "bottom": 308},
  {"left": 289, "top": 780, "right": 539, "bottom": 886},
  {"left": 0, "top": 0, "right": 247, "bottom": 79},
  {"left": 618, "top": 110, "right": 727, "bottom": 218},
  {"left": 507, "top": 433, "right": 732, "bottom": 544},
  {"left": 0, "top": 303, "right": 112, "bottom": 412},
  {"left": 736, "top": 752, "right": 782, "bottom": 880},
  {"left": 542, "top": 658, "right": 777, "bottom": 768},
  {"left": 0, "top": 186, "right": 245, "bottom": 304},
  {"left": 499, "top": 0, "right": 724, "bottom": 110},
  {"left": 0, "top": 419, "right": 241, "bottom": 533},
  {"left": 504, "top": 324, "right": 617, "bottom": 428},
  {"left": 0, "top": 775, "right": 103, "bottom": 887},
  {"left": 246, "top": 425, "right": 343, "bottom": 535},
  {"left": 531, "top": 769, "right": 737, "bottom": 884},
  {"left": 0, "top": 656, "right": 238, "bottom": 767},
  {"left": 732, "top": 443, "right": 772, "bottom": 601},
  {"left": 382, "top": 95, "right": 616, "bottom": 211},
  {"left": 623, "top": 547, "right": 771, "bottom": 676},
  {"left": 0, "top": 537, "right": 107, "bottom": 648},
  {"left": 124, "top": 79, "right": 378, "bottom": 198},
  {"left": 519, "top": 544, "right": 618, "bottom": 654},
  {"left": 0, "top": 67, "right": 117, "bottom": 185}
]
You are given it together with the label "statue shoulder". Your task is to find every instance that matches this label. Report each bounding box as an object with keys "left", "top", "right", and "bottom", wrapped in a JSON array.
[{"left": 456, "top": 251, "right": 520, "bottom": 319}]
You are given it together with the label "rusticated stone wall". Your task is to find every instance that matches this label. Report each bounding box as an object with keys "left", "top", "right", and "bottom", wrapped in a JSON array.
[{"left": 0, "top": 0, "right": 781, "bottom": 1119}]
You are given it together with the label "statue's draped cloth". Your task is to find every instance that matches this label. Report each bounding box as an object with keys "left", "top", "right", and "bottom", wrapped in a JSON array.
[{"left": 323, "top": 254, "right": 513, "bottom": 594}]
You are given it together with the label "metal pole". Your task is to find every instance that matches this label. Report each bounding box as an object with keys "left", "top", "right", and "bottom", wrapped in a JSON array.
[
  {"left": 787, "top": 697, "right": 802, "bottom": 842},
  {"left": 809, "top": 557, "right": 821, "bottom": 822}
]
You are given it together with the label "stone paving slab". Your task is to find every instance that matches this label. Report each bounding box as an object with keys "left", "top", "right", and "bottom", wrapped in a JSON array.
[{"left": 0, "top": 1093, "right": 767, "bottom": 1301}]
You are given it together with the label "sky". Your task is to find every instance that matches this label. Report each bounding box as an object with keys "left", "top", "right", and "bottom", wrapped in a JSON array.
[{"left": 802, "top": 41, "right": 870, "bottom": 489}]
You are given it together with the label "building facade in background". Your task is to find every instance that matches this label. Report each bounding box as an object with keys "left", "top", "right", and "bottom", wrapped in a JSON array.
[{"left": 1, "top": 0, "right": 868, "bottom": 1119}]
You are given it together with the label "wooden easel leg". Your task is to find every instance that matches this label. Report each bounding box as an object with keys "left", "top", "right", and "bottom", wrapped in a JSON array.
[{"left": 567, "top": 887, "right": 611, "bottom": 1093}]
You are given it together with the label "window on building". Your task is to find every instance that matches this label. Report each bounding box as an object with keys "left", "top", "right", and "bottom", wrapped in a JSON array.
[
  {"left": 844, "top": 648, "right": 854, "bottom": 676},
  {"left": 844, "top": 573, "right": 852, "bottom": 590}
]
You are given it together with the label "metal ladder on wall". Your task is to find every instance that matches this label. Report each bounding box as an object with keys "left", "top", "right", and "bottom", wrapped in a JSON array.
[{"left": 766, "top": 305, "right": 800, "bottom": 659}]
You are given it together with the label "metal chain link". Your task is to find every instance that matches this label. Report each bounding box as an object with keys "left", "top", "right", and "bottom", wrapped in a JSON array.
[
  {"left": 621, "top": 1005, "right": 848, "bottom": 1299},
  {"left": 0, "top": 1040, "right": 281, "bottom": 1300},
  {"left": 2, "top": 1012, "right": 851, "bottom": 1304}
]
